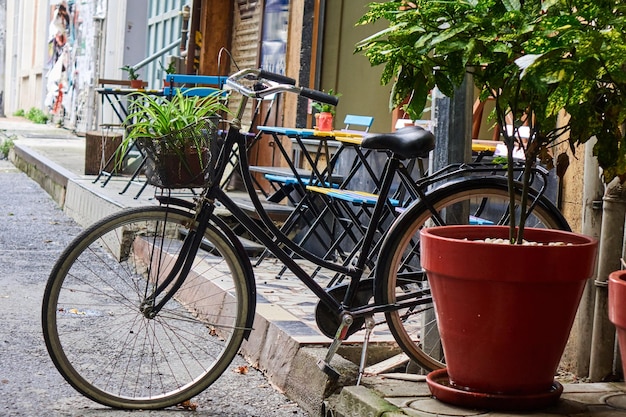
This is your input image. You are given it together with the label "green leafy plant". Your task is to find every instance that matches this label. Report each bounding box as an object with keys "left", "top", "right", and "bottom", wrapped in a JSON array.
[
  {"left": 119, "top": 88, "right": 229, "bottom": 170},
  {"left": 121, "top": 65, "right": 139, "bottom": 81},
  {"left": 0, "top": 136, "right": 15, "bottom": 159},
  {"left": 160, "top": 60, "right": 177, "bottom": 76},
  {"left": 26, "top": 107, "right": 48, "bottom": 124},
  {"left": 312, "top": 89, "right": 340, "bottom": 115},
  {"left": 13, "top": 109, "right": 24, "bottom": 117},
  {"left": 357, "top": 0, "right": 626, "bottom": 242}
]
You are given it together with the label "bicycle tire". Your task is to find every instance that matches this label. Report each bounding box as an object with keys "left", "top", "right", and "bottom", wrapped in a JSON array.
[
  {"left": 42, "top": 206, "right": 253, "bottom": 409},
  {"left": 377, "top": 178, "right": 569, "bottom": 371}
]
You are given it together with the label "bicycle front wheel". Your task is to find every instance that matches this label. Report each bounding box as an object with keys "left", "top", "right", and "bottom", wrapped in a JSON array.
[
  {"left": 378, "top": 178, "right": 569, "bottom": 371},
  {"left": 42, "top": 206, "right": 253, "bottom": 409}
]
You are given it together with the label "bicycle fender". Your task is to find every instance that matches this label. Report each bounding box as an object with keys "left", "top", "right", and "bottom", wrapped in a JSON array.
[
  {"left": 155, "top": 195, "right": 195, "bottom": 210},
  {"left": 209, "top": 214, "right": 257, "bottom": 340},
  {"left": 400, "top": 176, "right": 569, "bottom": 232},
  {"left": 153, "top": 196, "right": 256, "bottom": 336}
]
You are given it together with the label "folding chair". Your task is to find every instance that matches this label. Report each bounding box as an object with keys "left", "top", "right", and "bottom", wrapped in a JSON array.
[
  {"left": 93, "top": 78, "right": 149, "bottom": 189},
  {"left": 269, "top": 115, "right": 382, "bottom": 280},
  {"left": 303, "top": 115, "right": 431, "bottom": 284}
]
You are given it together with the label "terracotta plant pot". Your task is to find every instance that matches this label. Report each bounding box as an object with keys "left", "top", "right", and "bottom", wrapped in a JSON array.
[
  {"left": 130, "top": 79, "right": 144, "bottom": 89},
  {"left": 609, "top": 270, "right": 626, "bottom": 378},
  {"left": 316, "top": 112, "right": 333, "bottom": 131},
  {"left": 420, "top": 225, "right": 598, "bottom": 411}
]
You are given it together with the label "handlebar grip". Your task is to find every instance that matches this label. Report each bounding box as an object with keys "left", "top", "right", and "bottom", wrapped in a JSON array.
[
  {"left": 300, "top": 87, "right": 339, "bottom": 106},
  {"left": 258, "top": 69, "right": 296, "bottom": 85}
]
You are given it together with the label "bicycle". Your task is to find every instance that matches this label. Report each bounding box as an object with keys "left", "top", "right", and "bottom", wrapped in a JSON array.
[{"left": 42, "top": 68, "right": 569, "bottom": 410}]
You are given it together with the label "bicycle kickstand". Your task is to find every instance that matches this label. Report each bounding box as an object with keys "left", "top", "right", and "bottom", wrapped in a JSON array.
[
  {"left": 317, "top": 313, "right": 354, "bottom": 379},
  {"left": 356, "top": 315, "right": 376, "bottom": 386}
]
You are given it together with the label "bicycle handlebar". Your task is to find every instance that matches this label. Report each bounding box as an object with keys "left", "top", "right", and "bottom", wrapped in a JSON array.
[
  {"left": 258, "top": 69, "right": 296, "bottom": 86},
  {"left": 225, "top": 68, "right": 339, "bottom": 106},
  {"left": 300, "top": 87, "right": 339, "bottom": 106}
]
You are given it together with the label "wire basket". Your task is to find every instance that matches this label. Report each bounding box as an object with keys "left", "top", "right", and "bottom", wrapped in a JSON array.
[{"left": 136, "top": 117, "right": 219, "bottom": 189}]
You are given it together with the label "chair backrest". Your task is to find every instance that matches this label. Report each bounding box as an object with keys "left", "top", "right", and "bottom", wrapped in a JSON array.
[
  {"left": 343, "top": 114, "right": 374, "bottom": 133},
  {"left": 163, "top": 74, "right": 227, "bottom": 98}
]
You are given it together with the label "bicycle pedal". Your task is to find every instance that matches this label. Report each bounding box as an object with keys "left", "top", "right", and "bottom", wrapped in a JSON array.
[{"left": 317, "top": 359, "right": 340, "bottom": 380}]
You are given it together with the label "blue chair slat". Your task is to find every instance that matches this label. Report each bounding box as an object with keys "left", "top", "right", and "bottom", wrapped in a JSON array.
[
  {"left": 343, "top": 114, "right": 374, "bottom": 132},
  {"left": 264, "top": 174, "right": 339, "bottom": 188},
  {"left": 469, "top": 216, "right": 495, "bottom": 225},
  {"left": 163, "top": 87, "right": 225, "bottom": 97},
  {"left": 165, "top": 74, "right": 227, "bottom": 86},
  {"left": 164, "top": 74, "right": 227, "bottom": 98}
]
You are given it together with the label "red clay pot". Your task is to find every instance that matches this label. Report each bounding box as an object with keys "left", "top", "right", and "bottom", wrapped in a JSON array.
[
  {"left": 420, "top": 225, "right": 598, "bottom": 410},
  {"left": 609, "top": 270, "right": 626, "bottom": 378},
  {"left": 130, "top": 79, "right": 144, "bottom": 89},
  {"left": 316, "top": 112, "right": 333, "bottom": 131}
]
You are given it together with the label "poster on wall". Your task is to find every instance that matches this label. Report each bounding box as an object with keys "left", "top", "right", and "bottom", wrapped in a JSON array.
[
  {"left": 44, "top": 0, "right": 97, "bottom": 132},
  {"left": 261, "top": 0, "right": 290, "bottom": 75},
  {"left": 45, "top": 0, "right": 72, "bottom": 126}
]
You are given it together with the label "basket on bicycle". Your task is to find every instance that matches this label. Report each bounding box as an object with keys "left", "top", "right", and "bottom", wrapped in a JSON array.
[{"left": 136, "top": 117, "right": 220, "bottom": 189}]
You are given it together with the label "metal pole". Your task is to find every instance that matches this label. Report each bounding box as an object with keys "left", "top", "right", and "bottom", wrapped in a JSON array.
[
  {"left": 589, "top": 178, "right": 626, "bottom": 381},
  {"left": 423, "top": 74, "right": 473, "bottom": 361},
  {"left": 132, "top": 39, "right": 181, "bottom": 70},
  {"left": 430, "top": 76, "right": 473, "bottom": 171}
]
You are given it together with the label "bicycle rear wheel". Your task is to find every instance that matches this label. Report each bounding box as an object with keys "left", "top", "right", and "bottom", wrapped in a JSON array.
[
  {"left": 378, "top": 178, "right": 569, "bottom": 371},
  {"left": 42, "top": 206, "right": 253, "bottom": 409}
]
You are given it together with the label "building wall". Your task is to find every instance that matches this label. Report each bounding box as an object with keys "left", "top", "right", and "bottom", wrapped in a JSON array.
[
  {"left": 4, "top": 0, "right": 47, "bottom": 114},
  {"left": 319, "top": 0, "right": 392, "bottom": 133}
]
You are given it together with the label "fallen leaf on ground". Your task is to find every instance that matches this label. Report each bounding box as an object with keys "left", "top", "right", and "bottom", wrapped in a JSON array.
[
  {"left": 234, "top": 365, "right": 248, "bottom": 374},
  {"left": 177, "top": 400, "right": 198, "bottom": 411}
]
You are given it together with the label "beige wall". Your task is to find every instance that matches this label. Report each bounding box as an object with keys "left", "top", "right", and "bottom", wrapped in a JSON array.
[
  {"left": 5, "top": 0, "right": 48, "bottom": 114},
  {"left": 319, "top": 0, "right": 392, "bottom": 133}
]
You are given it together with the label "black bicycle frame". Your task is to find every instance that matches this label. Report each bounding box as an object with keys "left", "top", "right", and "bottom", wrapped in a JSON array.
[{"left": 148, "top": 87, "right": 555, "bottom": 321}]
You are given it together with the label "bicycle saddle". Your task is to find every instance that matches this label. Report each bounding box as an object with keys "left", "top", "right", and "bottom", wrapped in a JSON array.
[{"left": 361, "top": 125, "right": 435, "bottom": 159}]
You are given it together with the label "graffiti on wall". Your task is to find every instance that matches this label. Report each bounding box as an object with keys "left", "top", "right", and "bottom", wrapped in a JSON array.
[{"left": 45, "top": 1, "right": 71, "bottom": 126}]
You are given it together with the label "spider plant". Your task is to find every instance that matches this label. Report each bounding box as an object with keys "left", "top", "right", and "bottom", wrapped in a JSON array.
[{"left": 117, "top": 88, "right": 229, "bottom": 169}]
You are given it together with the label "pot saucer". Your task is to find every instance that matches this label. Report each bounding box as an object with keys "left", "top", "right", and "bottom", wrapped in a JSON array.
[{"left": 426, "top": 368, "right": 563, "bottom": 411}]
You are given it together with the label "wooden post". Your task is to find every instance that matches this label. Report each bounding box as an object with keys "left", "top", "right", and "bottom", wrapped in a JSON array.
[{"left": 199, "top": 0, "right": 233, "bottom": 75}]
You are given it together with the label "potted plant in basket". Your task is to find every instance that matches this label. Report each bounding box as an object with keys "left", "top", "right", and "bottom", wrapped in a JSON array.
[
  {"left": 119, "top": 88, "right": 229, "bottom": 188},
  {"left": 121, "top": 65, "right": 144, "bottom": 89},
  {"left": 312, "top": 89, "right": 339, "bottom": 131},
  {"left": 357, "top": 0, "right": 626, "bottom": 410}
]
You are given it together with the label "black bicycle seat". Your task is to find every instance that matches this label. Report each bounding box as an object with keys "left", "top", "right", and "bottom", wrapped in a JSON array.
[{"left": 361, "top": 125, "right": 435, "bottom": 159}]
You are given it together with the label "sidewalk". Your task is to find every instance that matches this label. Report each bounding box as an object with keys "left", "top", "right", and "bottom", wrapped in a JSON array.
[{"left": 2, "top": 116, "right": 626, "bottom": 417}]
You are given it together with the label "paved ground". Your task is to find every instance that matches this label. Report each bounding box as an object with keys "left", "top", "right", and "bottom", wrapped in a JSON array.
[
  {"left": 3, "top": 116, "right": 626, "bottom": 417},
  {"left": 0, "top": 157, "right": 307, "bottom": 416}
]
